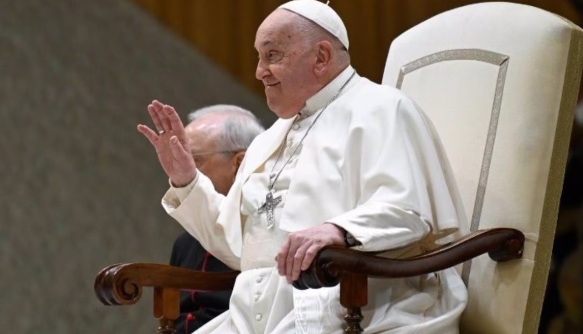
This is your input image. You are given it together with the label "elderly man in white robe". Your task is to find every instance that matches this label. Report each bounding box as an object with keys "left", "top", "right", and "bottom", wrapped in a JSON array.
[{"left": 137, "top": 0, "right": 468, "bottom": 333}]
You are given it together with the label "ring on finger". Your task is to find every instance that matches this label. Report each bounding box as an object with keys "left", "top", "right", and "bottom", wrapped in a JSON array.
[{"left": 158, "top": 130, "right": 165, "bottom": 135}]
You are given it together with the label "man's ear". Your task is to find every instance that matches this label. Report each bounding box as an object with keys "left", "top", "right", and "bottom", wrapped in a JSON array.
[
  {"left": 314, "top": 41, "right": 332, "bottom": 76},
  {"left": 233, "top": 151, "right": 246, "bottom": 171}
]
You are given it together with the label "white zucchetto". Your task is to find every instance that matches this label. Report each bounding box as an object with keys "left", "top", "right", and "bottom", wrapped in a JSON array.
[{"left": 278, "top": 0, "right": 349, "bottom": 50}]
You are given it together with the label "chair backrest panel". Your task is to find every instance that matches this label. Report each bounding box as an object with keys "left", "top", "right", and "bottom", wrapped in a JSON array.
[{"left": 382, "top": 3, "right": 583, "bottom": 334}]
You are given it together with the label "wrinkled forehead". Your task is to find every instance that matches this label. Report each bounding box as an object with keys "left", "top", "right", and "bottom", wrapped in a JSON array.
[{"left": 255, "top": 9, "right": 303, "bottom": 50}]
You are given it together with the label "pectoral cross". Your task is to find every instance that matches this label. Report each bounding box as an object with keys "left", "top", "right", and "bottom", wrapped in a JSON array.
[{"left": 258, "top": 191, "right": 282, "bottom": 229}]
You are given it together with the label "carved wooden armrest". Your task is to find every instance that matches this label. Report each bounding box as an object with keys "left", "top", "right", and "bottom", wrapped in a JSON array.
[
  {"left": 94, "top": 228, "right": 523, "bottom": 334},
  {"left": 94, "top": 263, "right": 239, "bottom": 334},
  {"left": 293, "top": 227, "right": 524, "bottom": 334}
]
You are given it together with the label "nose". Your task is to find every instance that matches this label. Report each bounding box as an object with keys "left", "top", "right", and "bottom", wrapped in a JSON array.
[{"left": 255, "top": 60, "right": 270, "bottom": 81}]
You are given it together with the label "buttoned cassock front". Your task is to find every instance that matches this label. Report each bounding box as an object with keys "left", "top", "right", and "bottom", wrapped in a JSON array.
[{"left": 163, "top": 67, "right": 468, "bottom": 333}]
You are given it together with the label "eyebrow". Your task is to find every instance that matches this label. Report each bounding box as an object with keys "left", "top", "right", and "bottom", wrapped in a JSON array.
[
  {"left": 254, "top": 38, "right": 284, "bottom": 52},
  {"left": 258, "top": 40, "right": 279, "bottom": 48}
]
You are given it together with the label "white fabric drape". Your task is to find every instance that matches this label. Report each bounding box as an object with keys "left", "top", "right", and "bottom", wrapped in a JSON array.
[{"left": 162, "top": 66, "right": 468, "bottom": 333}]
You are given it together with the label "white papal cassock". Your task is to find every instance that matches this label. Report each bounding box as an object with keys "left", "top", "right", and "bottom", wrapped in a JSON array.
[{"left": 162, "top": 66, "right": 468, "bottom": 334}]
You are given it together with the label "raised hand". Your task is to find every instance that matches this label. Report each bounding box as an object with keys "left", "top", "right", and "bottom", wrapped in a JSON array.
[
  {"left": 137, "top": 100, "right": 197, "bottom": 187},
  {"left": 276, "top": 223, "right": 345, "bottom": 284}
]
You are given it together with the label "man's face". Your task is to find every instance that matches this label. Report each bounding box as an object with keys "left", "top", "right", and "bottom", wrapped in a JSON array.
[
  {"left": 185, "top": 116, "right": 240, "bottom": 196},
  {"left": 254, "top": 10, "right": 318, "bottom": 119}
]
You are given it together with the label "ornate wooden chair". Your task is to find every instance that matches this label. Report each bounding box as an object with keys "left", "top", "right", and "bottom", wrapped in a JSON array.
[{"left": 95, "top": 2, "right": 583, "bottom": 334}]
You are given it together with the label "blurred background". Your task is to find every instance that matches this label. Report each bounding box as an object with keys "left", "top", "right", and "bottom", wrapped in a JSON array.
[{"left": 0, "top": 0, "right": 581, "bottom": 333}]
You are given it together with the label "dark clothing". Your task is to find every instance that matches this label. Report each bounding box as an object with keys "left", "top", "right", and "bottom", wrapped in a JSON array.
[{"left": 169, "top": 232, "right": 233, "bottom": 333}]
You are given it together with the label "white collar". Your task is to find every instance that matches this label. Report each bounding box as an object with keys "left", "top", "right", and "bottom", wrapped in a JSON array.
[{"left": 301, "top": 65, "right": 357, "bottom": 117}]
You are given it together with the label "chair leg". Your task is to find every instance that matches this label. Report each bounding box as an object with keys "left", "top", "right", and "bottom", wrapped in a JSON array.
[
  {"left": 345, "top": 307, "right": 364, "bottom": 334},
  {"left": 153, "top": 287, "right": 179, "bottom": 334},
  {"left": 340, "top": 272, "right": 368, "bottom": 334},
  {"left": 157, "top": 318, "right": 176, "bottom": 334}
]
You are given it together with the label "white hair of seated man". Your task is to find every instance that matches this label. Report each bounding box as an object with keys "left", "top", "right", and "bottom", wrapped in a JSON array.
[{"left": 187, "top": 105, "right": 265, "bottom": 153}]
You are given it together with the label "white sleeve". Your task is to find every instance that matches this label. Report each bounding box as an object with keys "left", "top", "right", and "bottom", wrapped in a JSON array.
[
  {"left": 161, "top": 172, "right": 241, "bottom": 270},
  {"left": 328, "top": 96, "right": 458, "bottom": 252}
]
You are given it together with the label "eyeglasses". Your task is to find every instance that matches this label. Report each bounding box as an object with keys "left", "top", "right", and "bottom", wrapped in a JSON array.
[
  {"left": 191, "top": 150, "right": 239, "bottom": 158},
  {"left": 191, "top": 150, "right": 240, "bottom": 165}
]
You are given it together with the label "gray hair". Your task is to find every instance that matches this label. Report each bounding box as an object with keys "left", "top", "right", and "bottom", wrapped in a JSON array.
[
  {"left": 187, "top": 105, "right": 265, "bottom": 152},
  {"left": 294, "top": 14, "right": 350, "bottom": 63}
]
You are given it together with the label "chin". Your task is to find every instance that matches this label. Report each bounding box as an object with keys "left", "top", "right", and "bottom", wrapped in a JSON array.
[
  {"left": 267, "top": 101, "right": 301, "bottom": 119},
  {"left": 273, "top": 111, "right": 298, "bottom": 119}
]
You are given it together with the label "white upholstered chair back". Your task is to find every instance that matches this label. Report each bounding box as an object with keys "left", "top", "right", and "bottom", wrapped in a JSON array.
[{"left": 382, "top": 3, "right": 583, "bottom": 334}]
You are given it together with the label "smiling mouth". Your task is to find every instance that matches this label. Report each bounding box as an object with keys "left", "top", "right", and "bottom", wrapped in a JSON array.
[{"left": 265, "top": 82, "right": 280, "bottom": 88}]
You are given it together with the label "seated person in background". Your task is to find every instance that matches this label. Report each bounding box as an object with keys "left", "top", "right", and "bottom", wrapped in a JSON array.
[{"left": 168, "top": 105, "right": 264, "bottom": 333}]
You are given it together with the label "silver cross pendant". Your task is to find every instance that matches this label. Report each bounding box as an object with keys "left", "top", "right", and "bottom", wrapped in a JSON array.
[{"left": 257, "top": 191, "right": 282, "bottom": 229}]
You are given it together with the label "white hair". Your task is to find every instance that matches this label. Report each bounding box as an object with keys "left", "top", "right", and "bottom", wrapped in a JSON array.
[
  {"left": 187, "top": 105, "right": 265, "bottom": 152},
  {"left": 294, "top": 13, "right": 350, "bottom": 62}
]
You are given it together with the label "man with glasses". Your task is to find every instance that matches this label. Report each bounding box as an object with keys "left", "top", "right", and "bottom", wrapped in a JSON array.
[{"left": 168, "top": 105, "right": 264, "bottom": 333}]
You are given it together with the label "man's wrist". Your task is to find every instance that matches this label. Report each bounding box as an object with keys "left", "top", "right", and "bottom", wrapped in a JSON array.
[
  {"left": 170, "top": 170, "right": 198, "bottom": 188},
  {"left": 324, "top": 223, "right": 356, "bottom": 247},
  {"left": 169, "top": 172, "right": 199, "bottom": 202}
]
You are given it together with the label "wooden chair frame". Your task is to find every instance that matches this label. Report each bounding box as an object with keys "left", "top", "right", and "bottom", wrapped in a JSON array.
[{"left": 95, "top": 227, "right": 524, "bottom": 334}]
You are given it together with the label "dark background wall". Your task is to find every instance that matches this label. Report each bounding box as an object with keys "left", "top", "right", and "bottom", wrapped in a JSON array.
[
  {"left": 0, "top": 0, "right": 267, "bottom": 333},
  {"left": 132, "top": 0, "right": 582, "bottom": 94}
]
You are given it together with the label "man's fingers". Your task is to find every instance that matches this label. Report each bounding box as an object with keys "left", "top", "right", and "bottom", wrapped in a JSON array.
[
  {"left": 275, "top": 225, "right": 345, "bottom": 283},
  {"left": 277, "top": 238, "right": 291, "bottom": 276},
  {"left": 290, "top": 243, "right": 311, "bottom": 282},
  {"left": 148, "top": 105, "right": 165, "bottom": 133},
  {"left": 149, "top": 102, "right": 187, "bottom": 147},
  {"left": 164, "top": 105, "right": 188, "bottom": 145},
  {"left": 169, "top": 136, "right": 189, "bottom": 159},
  {"left": 301, "top": 245, "right": 320, "bottom": 271},
  {"left": 151, "top": 100, "right": 165, "bottom": 116},
  {"left": 152, "top": 100, "right": 164, "bottom": 110},
  {"left": 156, "top": 105, "right": 172, "bottom": 132},
  {"left": 285, "top": 237, "right": 303, "bottom": 283},
  {"left": 137, "top": 124, "right": 158, "bottom": 146}
]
